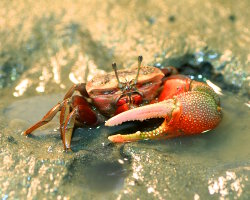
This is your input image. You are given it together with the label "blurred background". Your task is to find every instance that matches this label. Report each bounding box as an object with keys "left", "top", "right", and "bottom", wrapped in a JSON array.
[{"left": 0, "top": 0, "right": 249, "bottom": 199}]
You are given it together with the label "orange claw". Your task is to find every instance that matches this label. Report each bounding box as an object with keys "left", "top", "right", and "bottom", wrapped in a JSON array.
[{"left": 106, "top": 78, "right": 222, "bottom": 142}]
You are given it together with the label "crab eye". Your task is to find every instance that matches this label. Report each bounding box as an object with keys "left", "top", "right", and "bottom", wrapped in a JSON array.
[
  {"left": 99, "top": 89, "right": 119, "bottom": 95},
  {"left": 90, "top": 89, "right": 118, "bottom": 96},
  {"left": 141, "top": 82, "right": 153, "bottom": 87},
  {"left": 102, "top": 90, "right": 115, "bottom": 95}
]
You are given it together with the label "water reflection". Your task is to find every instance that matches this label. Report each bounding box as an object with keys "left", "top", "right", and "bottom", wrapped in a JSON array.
[
  {"left": 208, "top": 171, "right": 248, "bottom": 199},
  {"left": 13, "top": 78, "right": 31, "bottom": 97},
  {"left": 65, "top": 153, "right": 130, "bottom": 193}
]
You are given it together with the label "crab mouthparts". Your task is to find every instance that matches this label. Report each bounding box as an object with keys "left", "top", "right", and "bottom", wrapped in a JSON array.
[{"left": 105, "top": 99, "right": 175, "bottom": 126}]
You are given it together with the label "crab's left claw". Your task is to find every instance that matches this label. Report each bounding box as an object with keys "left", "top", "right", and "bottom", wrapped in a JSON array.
[{"left": 105, "top": 91, "right": 222, "bottom": 143}]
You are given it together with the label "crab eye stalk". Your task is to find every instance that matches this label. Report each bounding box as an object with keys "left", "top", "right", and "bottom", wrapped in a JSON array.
[
  {"left": 134, "top": 55, "right": 143, "bottom": 84},
  {"left": 112, "top": 62, "right": 122, "bottom": 88}
]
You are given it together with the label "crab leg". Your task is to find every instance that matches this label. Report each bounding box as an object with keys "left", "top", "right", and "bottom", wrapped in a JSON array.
[
  {"left": 23, "top": 82, "right": 88, "bottom": 137},
  {"left": 61, "top": 96, "right": 98, "bottom": 150},
  {"left": 59, "top": 99, "right": 71, "bottom": 139},
  {"left": 62, "top": 107, "right": 78, "bottom": 151},
  {"left": 63, "top": 83, "right": 88, "bottom": 99},
  {"left": 23, "top": 100, "right": 66, "bottom": 135}
]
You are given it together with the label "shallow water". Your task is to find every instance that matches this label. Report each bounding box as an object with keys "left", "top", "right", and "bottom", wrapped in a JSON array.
[
  {"left": 1, "top": 91, "right": 249, "bottom": 199},
  {"left": 0, "top": 0, "right": 249, "bottom": 199}
]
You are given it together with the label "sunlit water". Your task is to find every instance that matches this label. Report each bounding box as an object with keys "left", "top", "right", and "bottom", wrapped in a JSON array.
[{"left": 1, "top": 87, "right": 249, "bottom": 199}]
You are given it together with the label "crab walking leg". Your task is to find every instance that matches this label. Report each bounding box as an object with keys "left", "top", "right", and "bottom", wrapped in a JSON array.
[
  {"left": 63, "top": 83, "right": 88, "bottom": 100},
  {"left": 59, "top": 99, "right": 71, "bottom": 139},
  {"left": 62, "top": 107, "right": 78, "bottom": 151},
  {"left": 23, "top": 100, "right": 67, "bottom": 135},
  {"left": 62, "top": 102, "right": 98, "bottom": 150}
]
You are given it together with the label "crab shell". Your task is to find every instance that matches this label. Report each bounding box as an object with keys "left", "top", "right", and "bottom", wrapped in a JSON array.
[{"left": 86, "top": 66, "right": 164, "bottom": 116}]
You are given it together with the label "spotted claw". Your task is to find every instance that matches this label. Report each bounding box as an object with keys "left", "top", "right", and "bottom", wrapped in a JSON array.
[{"left": 106, "top": 82, "right": 222, "bottom": 143}]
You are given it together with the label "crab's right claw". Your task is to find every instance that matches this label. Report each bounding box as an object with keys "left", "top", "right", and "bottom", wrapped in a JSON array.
[
  {"left": 106, "top": 99, "right": 176, "bottom": 142},
  {"left": 106, "top": 91, "right": 222, "bottom": 143}
]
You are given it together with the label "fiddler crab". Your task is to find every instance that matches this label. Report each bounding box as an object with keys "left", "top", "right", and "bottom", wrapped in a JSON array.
[{"left": 23, "top": 56, "right": 222, "bottom": 151}]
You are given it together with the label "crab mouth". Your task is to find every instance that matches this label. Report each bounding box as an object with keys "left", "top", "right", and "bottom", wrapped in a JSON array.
[
  {"left": 105, "top": 99, "right": 175, "bottom": 127},
  {"left": 115, "top": 91, "right": 143, "bottom": 105}
]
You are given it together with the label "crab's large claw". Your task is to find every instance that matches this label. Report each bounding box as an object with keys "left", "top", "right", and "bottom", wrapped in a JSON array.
[{"left": 105, "top": 91, "right": 222, "bottom": 143}]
